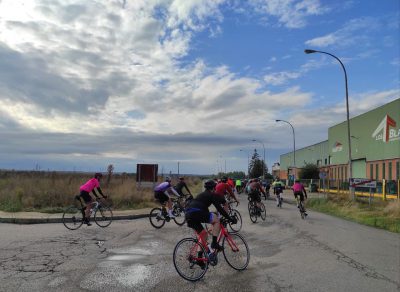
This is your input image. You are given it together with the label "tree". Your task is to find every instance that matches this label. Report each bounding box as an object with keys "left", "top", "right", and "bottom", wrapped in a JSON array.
[
  {"left": 248, "top": 149, "right": 267, "bottom": 178},
  {"left": 298, "top": 163, "right": 319, "bottom": 179},
  {"left": 106, "top": 164, "right": 114, "bottom": 186}
]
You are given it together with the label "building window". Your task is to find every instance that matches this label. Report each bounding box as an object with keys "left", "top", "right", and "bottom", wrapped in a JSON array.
[
  {"left": 376, "top": 164, "right": 379, "bottom": 180},
  {"left": 345, "top": 166, "right": 347, "bottom": 180},
  {"left": 397, "top": 161, "right": 399, "bottom": 180},
  {"left": 388, "top": 162, "right": 392, "bottom": 180},
  {"left": 382, "top": 163, "right": 386, "bottom": 180},
  {"left": 325, "top": 158, "right": 327, "bottom": 165},
  {"left": 370, "top": 164, "right": 373, "bottom": 179}
]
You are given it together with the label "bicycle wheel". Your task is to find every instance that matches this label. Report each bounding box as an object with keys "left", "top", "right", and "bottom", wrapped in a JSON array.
[
  {"left": 228, "top": 209, "right": 242, "bottom": 233},
  {"left": 94, "top": 206, "right": 113, "bottom": 227},
  {"left": 300, "top": 203, "right": 306, "bottom": 219},
  {"left": 173, "top": 207, "right": 186, "bottom": 226},
  {"left": 248, "top": 202, "right": 257, "bottom": 223},
  {"left": 173, "top": 238, "right": 208, "bottom": 282},
  {"left": 222, "top": 233, "right": 250, "bottom": 271},
  {"left": 62, "top": 206, "right": 84, "bottom": 230},
  {"left": 260, "top": 203, "right": 266, "bottom": 221},
  {"left": 149, "top": 207, "right": 166, "bottom": 229}
]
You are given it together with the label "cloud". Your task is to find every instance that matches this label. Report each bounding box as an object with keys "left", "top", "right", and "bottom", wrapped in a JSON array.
[
  {"left": 264, "top": 71, "right": 301, "bottom": 85},
  {"left": 247, "top": 0, "right": 329, "bottom": 28},
  {"left": 305, "top": 16, "right": 380, "bottom": 48}
]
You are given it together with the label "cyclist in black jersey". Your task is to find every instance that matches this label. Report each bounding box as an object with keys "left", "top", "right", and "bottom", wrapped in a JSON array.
[
  {"left": 174, "top": 177, "right": 193, "bottom": 197},
  {"left": 185, "top": 180, "right": 236, "bottom": 251}
]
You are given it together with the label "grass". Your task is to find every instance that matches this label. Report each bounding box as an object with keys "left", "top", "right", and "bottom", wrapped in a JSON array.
[
  {"left": 0, "top": 170, "right": 205, "bottom": 213},
  {"left": 307, "top": 194, "right": 400, "bottom": 233}
]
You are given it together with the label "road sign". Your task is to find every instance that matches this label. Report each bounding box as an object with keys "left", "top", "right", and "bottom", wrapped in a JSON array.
[{"left": 350, "top": 178, "right": 377, "bottom": 188}]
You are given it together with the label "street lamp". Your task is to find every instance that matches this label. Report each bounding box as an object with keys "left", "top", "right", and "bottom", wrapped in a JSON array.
[
  {"left": 304, "top": 49, "right": 353, "bottom": 199},
  {"left": 252, "top": 139, "right": 266, "bottom": 179},
  {"left": 240, "top": 149, "right": 250, "bottom": 178},
  {"left": 275, "top": 119, "right": 296, "bottom": 180}
]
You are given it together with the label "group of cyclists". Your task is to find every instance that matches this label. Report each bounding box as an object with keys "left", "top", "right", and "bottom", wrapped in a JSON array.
[{"left": 75, "top": 172, "right": 308, "bottom": 229}]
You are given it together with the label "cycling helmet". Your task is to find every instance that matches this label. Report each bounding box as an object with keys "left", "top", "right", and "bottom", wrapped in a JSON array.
[
  {"left": 94, "top": 172, "right": 103, "bottom": 179},
  {"left": 221, "top": 176, "right": 228, "bottom": 183},
  {"left": 165, "top": 176, "right": 171, "bottom": 182},
  {"left": 204, "top": 180, "right": 217, "bottom": 190}
]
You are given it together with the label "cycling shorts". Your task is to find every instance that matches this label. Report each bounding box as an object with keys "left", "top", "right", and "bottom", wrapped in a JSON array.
[
  {"left": 249, "top": 191, "right": 261, "bottom": 203},
  {"left": 294, "top": 191, "right": 305, "bottom": 202},
  {"left": 154, "top": 191, "right": 169, "bottom": 204},
  {"left": 185, "top": 210, "right": 213, "bottom": 233},
  {"left": 80, "top": 190, "right": 92, "bottom": 203}
]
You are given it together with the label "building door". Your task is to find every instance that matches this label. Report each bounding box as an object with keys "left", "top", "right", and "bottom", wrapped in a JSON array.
[{"left": 352, "top": 159, "right": 366, "bottom": 178}]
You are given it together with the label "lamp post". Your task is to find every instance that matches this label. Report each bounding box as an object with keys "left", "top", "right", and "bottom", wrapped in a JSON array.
[
  {"left": 240, "top": 149, "right": 250, "bottom": 178},
  {"left": 304, "top": 49, "right": 354, "bottom": 199},
  {"left": 275, "top": 119, "right": 296, "bottom": 180},
  {"left": 252, "top": 139, "right": 266, "bottom": 179}
]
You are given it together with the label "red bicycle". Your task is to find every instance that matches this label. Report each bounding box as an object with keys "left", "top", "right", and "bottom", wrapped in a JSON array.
[{"left": 173, "top": 218, "right": 250, "bottom": 281}]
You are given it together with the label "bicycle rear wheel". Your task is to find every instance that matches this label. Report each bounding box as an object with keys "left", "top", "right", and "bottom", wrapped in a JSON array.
[
  {"left": 222, "top": 233, "right": 250, "bottom": 271},
  {"left": 260, "top": 203, "right": 266, "bottom": 221},
  {"left": 149, "top": 207, "right": 166, "bottom": 229},
  {"left": 173, "top": 238, "right": 208, "bottom": 281},
  {"left": 228, "top": 209, "right": 242, "bottom": 233},
  {"left": 248, "top": 202, "right": 257, "bottom": 223},
  {"left": 62, "top": 206, "right": 84, "bottom": 230},
  {"left": 94, "top": 206, "right": 113, "bottom": 227}
]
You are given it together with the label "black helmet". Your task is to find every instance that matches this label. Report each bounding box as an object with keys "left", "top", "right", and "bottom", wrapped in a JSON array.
[
  {"left": 165, "top": 176, "right": 171, "bottom": 182},
  {"left": 221, "top": 176, "right": 228, "bottom": 183},
  {"left": 204, "top": 180, "right": 217, "bottom": 190},
  {"left": 94, "top": 172, "right": 103, "bottom": 179}
]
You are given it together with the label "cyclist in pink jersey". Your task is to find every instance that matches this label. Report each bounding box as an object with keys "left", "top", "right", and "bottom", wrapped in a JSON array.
[
  {"left": 79, "top": 173, "right": 107, "bottom": 225},
  {"left": 292, "top": 179, "right": 308, "bottom": 215}
]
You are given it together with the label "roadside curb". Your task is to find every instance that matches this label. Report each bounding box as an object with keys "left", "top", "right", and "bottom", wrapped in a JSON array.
[{"left": 0, "top": 213, "right": 150, "bottom": 225}]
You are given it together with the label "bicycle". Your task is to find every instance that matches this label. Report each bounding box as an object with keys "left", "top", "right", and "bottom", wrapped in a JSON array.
[
  {"left": 275, "top": 191, "right": 283, "bottom": 208},
  {"left": 226, "top": 200, "right": 243, "bottom": 233},
  {"left": 149, "top": 196, "right": 186, "bottom": 228},
  {"left": 296, "top": 197, "right": 307, "bottom": 219},
  {"left": 173, "top": 218, "right": 250, "bottom": 282},
  {"left": 62, "top": 196, "right": 113, "bottom": 230},
  {"left": 247, "top": 197, "right": 266, "bottom": 223}
]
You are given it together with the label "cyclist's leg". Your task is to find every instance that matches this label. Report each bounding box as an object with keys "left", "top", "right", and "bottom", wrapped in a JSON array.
[{"left": 80, "top": 191, "right": 93, "bottom": 223}]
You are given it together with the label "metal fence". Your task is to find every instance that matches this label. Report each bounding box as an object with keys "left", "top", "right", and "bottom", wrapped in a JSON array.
[{"left": 281, "top": 179, "right": 400, "bottom": 200}]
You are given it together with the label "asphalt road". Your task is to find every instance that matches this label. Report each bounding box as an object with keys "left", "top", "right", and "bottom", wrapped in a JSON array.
[{"left": 0, "top": 196, "right": 399, "bottom": 292}]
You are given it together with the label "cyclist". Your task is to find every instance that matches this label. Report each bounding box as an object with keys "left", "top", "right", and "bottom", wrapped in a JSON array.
[
  {"left": 174, "top": 176, "right": 193, "bottom": 198},
  {"left": 215, "top": 176, "right": 239, "bottom": 211},
  {"left": 185, "top": 180, "right": 236, "bottom": 257},
  {"left": 79, "top": 173, "right": 107, "bottom": 226},
  {"left": 248, "top": 178, "right": 265, "bottom": 212},
  {"left": 154, "top": 177, "right": 180, "bottom": 218},
  {"left": 292, "top": 179, "right": 308, "bottom": 216},
  {"left": 235, "top": 178, "right": 242, "bottom": 193},
  {"left": 272, "top": 178, "right": 284, "bottom": 207}
]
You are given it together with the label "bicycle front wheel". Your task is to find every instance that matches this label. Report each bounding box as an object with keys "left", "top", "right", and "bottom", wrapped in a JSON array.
[
  {"left": 228, "top": 209, "right": 242, "bottom": 233},
  {"left": 62, "top": 206, "right": 84, "bottom": 230},
  {"left": 260, "top": 203, "right": 266, "bottom": 221},
  {"left": 94, "top": 206, "right": 113, "bottom": 227},
  {"left": 173, "top": 205, "right": 186, "bottom": 226},
  {"left": 222, "top": 233, "right": 250, "bottom": 271},
  {"left": 173, "top": 238, "right": 208, "bottom": 281},
  {"left": 149, "top": 207, "right": 166, "bottom": 229}
]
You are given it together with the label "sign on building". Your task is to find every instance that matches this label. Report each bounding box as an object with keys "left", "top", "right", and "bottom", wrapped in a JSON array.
[{"left": 350, "top": 178, "right": 377, "bottom": 188}]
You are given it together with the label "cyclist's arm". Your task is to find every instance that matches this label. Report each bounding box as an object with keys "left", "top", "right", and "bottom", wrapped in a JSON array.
[
  {"left": 168, "top": 187, "right": 180, "bottom": 197},
  {"left": 93, "top": 187, "right": 107, "bottom": 198},
  {"left": 302, "top": 185, "right": 308, "bottom": 198},
  {"left": 183, "top": 183, "right": 192, "bottom": 195},
  {"left": 212, "top": 196, "right": 230, "bottom": 219}
]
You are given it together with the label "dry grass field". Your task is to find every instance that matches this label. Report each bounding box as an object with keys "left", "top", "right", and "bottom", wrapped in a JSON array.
[{"left": 0, "top": 170, "right": 204, "bottom": 212}]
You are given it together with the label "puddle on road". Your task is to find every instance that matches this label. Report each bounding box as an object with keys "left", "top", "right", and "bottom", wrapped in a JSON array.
[
  {"left": 108, "top": 254, "right": 145, "bottom": 261},
  {"left": 116, "top": 264, "right": 151, "bottom": 287}
]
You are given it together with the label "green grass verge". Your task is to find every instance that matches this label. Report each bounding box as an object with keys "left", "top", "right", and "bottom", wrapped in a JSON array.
[{"left": 307, "top": 197, "right": 400, "bottom": 233}]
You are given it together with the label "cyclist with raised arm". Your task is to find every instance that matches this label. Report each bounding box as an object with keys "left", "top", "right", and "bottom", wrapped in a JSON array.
[
  {"left": 79, "top": 173, "right": 107, "bottom": 226},
  {"left": 185, "top": 180, "right": 236, "bottom": 258},
  {"left": 292, "top": 179, "right": 308, "bottom": 216},
  {"left": 154, "top": 177, "right": 180, "bottom": 218},
  {"left": 272, "top": 178, "right": 284, "bottom": 207},
  {"left": 248, "top": 178, "right": 265, "bottom": 211}
]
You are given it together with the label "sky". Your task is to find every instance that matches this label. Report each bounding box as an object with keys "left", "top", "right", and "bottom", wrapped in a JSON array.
[{"left": 0, "top": 0, "right": 399, "bottom": 175}]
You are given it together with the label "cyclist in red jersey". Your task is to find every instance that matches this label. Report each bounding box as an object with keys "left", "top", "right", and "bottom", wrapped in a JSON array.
[
  {"left": 215, "top": 176, "right": 239, "bottom": 212},
  {"left": 248, "top": 178, "right": 265, "bottom": 210},
  {"left": 79, "top": 173, "right": 107, "bottom": 225},
  {"left": 292, "top": 179, "right": 308, "bottom": 216}
]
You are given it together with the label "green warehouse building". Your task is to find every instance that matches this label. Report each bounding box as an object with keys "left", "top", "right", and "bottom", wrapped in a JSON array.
[{"left": 279, "top": 98, "right": 400, "bottom": 197}]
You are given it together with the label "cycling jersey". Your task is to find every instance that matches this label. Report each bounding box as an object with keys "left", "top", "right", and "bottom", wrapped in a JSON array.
[
  {"left": 292, "top": 182, "right": 305, "bottom": 193},
  {"left": 174, "top": 181, "right": 191, "bottom": 196},
  {"left": 154, "top": 182, "right": 171, "bottom": 192},
  {"left": 80, "top": 178, "right": 100, "bottom": 193},
  {"left": 215, "top": 182, "right": 234, "bottom": 199}
]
